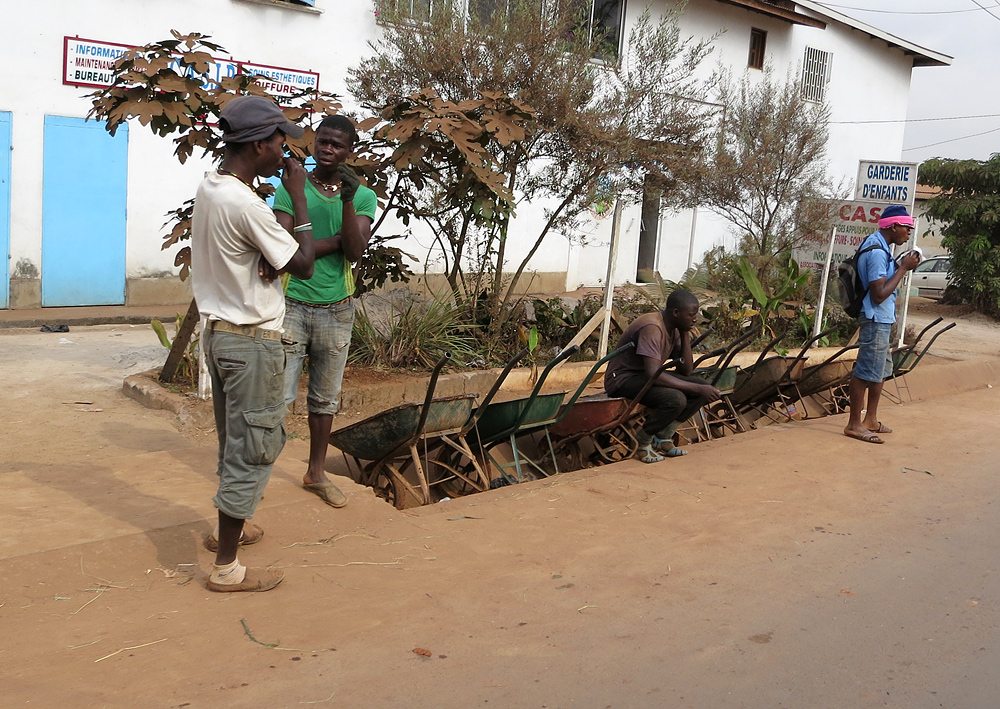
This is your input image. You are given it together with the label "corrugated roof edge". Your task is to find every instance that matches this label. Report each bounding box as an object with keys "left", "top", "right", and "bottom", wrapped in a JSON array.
[{"left": 795, "top": 0, "right": 953, "bottom": 67}]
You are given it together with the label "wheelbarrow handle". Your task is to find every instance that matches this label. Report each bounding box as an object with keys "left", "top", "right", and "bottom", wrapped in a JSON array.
[
  {"left": 692, "top": 346, "right": 728, "bottom": 369},
  {"left": 527, "top": 344, "right": 581, "bottom": 401},
  {"left": 414, "top": 353, "right": 452, "bottom": 435},
  {"left": 907, "top": 321, "right": 956, "bottom": 369},
  {"left": 553, "top": 342, "right": 636, "bottom": 427},
  {"left": 911, "top": 316, "right": 944, "bottom": 348},
  {"left": 704, "top": 324, "right": 763, "bottom": 384},
  {"left": 487, "top": 344, "right": 581, "bottom": 443},
  {"left": 797, "top": 343, "right": 860, "bottom": 387},
  {"left": 747, "top": 331, "right": 787, "bottom": 370},
  {"left": 690, "top": 325, "right": 714, "bottom": 349},
  {"left": 464, "top": 347, "right": 530, "bottom": 431}
]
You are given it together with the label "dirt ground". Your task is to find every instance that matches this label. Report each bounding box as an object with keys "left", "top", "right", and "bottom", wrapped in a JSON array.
[{"left": 1, "top": 298, "right": 999, "bottom": 707}]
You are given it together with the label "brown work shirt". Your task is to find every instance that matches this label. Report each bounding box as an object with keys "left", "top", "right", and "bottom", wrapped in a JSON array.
[{"left": 604, "top": 311, "right": 681, "bottom": 391}]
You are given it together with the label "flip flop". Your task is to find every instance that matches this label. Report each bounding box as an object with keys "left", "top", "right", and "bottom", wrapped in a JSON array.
[
  {"left": 869, "top": 422, "right": 893, "bottom": 434},
  {"left": 845, "top": 430, "right": 884, "bottom": 444},
  {"left": 653, "top": 436, "right": 688, "bottom": 457},
  {"left": 203, "top": 521, "right": 264, "bottom": 552},
  {"left": 638, "top": 444, "right": 664, "bottom": 464},
  {"left": 303, "top": 481, "right": 348, "bottom": 508}
]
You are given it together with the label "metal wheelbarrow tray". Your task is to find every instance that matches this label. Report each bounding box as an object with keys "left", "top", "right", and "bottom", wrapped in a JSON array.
[
  {"left": 328, "top": 354, "right": 480, "bottom": 509},
  {"left": 465, "top": 344, "right": 581, "bottom": 484},
  {"left": 733, "top": 326, "right": 838, "bottom": 424}
]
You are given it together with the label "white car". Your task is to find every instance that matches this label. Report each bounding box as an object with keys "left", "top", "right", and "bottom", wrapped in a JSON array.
[{"left": 912, "top": 255, "right": 952, "bottom": 297}]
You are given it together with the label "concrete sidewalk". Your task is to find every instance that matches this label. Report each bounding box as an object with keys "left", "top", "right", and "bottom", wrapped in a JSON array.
[{"left": 0, "top": 302, "right": 190, "bottom": 329}]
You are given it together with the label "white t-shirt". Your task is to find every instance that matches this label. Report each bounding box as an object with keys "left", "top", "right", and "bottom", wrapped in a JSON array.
[{"left": 191, "top": 171, "right": 299, "bottom": 331}]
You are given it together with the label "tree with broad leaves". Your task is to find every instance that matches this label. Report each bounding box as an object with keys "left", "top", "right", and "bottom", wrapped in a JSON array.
[
  {"left": 919, "top": 154, "right": 1000, "bottom": 317},
  {"left": 350, "top": 0, "right": 717, "bottom": 331},
  {"left": 87, "top": 30, "right": 413, "bottom": 293},
  {"left": 87, "top": 29, "right": 532, "bottom": 378}
]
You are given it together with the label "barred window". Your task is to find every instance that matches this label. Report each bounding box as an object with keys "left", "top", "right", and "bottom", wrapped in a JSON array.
[{"left": 802, "top": 46, "right": 831, "bottom": 103}]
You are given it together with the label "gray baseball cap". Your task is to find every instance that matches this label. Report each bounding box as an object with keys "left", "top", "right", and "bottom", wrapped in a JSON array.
[{"left": 219, "top": 95, "right": 305, "bottom": 143}]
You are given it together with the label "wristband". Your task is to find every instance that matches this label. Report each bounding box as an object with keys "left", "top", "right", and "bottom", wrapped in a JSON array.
[{"left": 293, "top": 223, "right": 312, "bottom": 233}]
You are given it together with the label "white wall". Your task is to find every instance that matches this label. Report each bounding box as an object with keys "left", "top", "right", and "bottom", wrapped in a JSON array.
[
  {"left": 3, "top": 0, "right": 378, "bottom": 284},
  {"left": 1, "top": 0, "right": 939, "bottom": 304},
  {"left": 562, "top": 0, "right": 924, "bottom": 289}
]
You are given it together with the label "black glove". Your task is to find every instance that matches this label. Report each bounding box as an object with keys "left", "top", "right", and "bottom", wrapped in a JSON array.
[{"left": 337, "top": 164, "right": 360, "bottom": 202}]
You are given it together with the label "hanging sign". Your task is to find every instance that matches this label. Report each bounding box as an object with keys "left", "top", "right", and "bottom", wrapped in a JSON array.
[
  {"left": 792, "top": 200, "right": 887, "bottom": 273},
  {"left": 63, "top": 37, "right": 319, "bottom": 96},
  {"left": 854, "top": 160, "right": 918, "bottom": 206}
]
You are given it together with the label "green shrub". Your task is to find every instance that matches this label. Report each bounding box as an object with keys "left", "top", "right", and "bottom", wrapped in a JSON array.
[{"left": 350, "top": 292, "right": 478, "bottom": 369}]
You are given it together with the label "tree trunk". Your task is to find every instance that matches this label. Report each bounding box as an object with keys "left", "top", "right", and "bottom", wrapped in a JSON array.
[{"left": 159, "top": 298, "right": 199, "bottom": 383}]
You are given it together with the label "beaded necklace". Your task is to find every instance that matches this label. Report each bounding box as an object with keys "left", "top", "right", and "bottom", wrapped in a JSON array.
[
  {"left": 218, "top": 168, "right": 261, "bottom": 197},
  {"left": 310, "top": 170, "right": 341, "bottom": 195}
]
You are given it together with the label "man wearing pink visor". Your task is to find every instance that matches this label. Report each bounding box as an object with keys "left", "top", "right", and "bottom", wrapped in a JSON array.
[{"left": 844, "top": 205, "right": 921, "bottom": 444}]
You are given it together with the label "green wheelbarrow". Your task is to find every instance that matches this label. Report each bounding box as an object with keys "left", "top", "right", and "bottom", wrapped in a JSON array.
[{"left": 466, "top": 344, "right": 581, "bottom": 485}]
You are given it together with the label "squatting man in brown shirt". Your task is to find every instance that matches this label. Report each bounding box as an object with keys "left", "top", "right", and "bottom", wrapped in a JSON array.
[{"left": 604, "top": 289, "right": 720, "bottom": 463}]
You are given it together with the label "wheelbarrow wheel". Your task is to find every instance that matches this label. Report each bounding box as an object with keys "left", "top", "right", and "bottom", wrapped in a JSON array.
[
  {"left": 590, "top": 424, "right": 637, "bottom": 464},
  {"left": 552, "top": 438, "right": 586, "bottom": 472},
  {"left": 702, "top": 400, "right": 744, "bottom": 438},
  {"left": 370, "top": 462, "right": 424, "bottom": 510},
  {"left": 427, "top": 445, "right": 489, "bottom": 499},
  {"left": 368, "top": 464, "right": 397, "bottom": 507}
]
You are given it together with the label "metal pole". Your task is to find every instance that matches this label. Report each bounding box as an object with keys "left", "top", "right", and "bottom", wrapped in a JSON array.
[
  {"left": 686, "top": 205, "right": 699, "bottom": 271},
  {"left": 598, "top": 198, "right": 624, "bottom": 359},
  {"left": 812, "top": 225, "right": 838, "bottom": 338}
]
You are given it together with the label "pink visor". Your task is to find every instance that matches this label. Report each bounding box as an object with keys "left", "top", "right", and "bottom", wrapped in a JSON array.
[{"left": 879, "top": 214, "right": 914, "bottom": 229}]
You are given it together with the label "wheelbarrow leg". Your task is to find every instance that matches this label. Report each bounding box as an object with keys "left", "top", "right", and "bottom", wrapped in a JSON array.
[
  {"left": 542, "top": 428, "right": 560, "bottom": 475},
  {"left": 408, "top": 444, "right": 432, "bottom": 504},
  {"left": 509, "top": 432, "right": 526, "bottom": 482}
]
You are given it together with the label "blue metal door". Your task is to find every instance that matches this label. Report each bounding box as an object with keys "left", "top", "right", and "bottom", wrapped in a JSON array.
[
  {"left": 42, "top": 116, "right": 128, "bottom": 306},
  {"left": 0, "top": 112, "right": 11, "bottom": 309}
]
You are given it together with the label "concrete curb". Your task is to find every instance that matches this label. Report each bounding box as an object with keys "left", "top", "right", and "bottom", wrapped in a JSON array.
[
  {"left": 123, "top": 370, "right": 215, "bottom": 430},
  {"left": 123, "top": 356, "right": 1000, "bottom": 431},
  {"left": 124, "top": 360, "right": 613, "bottom": 427},
  {"left": 0, "top": 306, "right": 184, "bottom": 330}
]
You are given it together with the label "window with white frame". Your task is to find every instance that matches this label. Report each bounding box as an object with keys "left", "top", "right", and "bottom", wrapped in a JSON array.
[
  {"left": 386, "top": 0, "right": 434, "bottom": 22},
  {"left": 801, "top": 46, "right": 831, "bottom": 103}
]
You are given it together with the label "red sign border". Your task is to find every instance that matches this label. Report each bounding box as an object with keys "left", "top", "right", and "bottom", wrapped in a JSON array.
[{"left": 62, "top": 36, "right": 321, "bottom": 93}]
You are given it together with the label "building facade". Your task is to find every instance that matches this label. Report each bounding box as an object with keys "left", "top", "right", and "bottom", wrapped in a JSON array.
[{"left": 0, "top": 0, "right": 949, "bottom": 309}]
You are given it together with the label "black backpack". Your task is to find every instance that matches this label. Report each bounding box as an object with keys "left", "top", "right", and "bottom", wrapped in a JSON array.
[{"left": 836, "top": 242, "right": 889, "bottom": 317}]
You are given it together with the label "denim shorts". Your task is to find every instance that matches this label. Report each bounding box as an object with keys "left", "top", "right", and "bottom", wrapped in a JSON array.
[
  {"left": 205, "top": 328, "right": 287, "bottom": 519},
  {"left": 283, "top": 297, "right": 355, "bottom": 415},
  {"left": 854, "top": 314, "right": 894, "bottom": 382}
]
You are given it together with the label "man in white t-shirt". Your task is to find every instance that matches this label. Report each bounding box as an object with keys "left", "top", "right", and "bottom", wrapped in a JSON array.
[{"left": 191, "top": 95, "right": 316, "bottom": 592}]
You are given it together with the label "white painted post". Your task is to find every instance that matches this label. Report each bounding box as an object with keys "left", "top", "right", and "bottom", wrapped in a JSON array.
[
  {"left": 896, "top": 217, "right": 918, "bottom": 347},
  {"left": 813, "top": 224, "right": 838, "bottom": 339},
  {"left": 686, "top": 205, "right": 699, "bottom": 271},
  {"left": 598, "top": 198, "right": 624, "bottom": 359}
]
